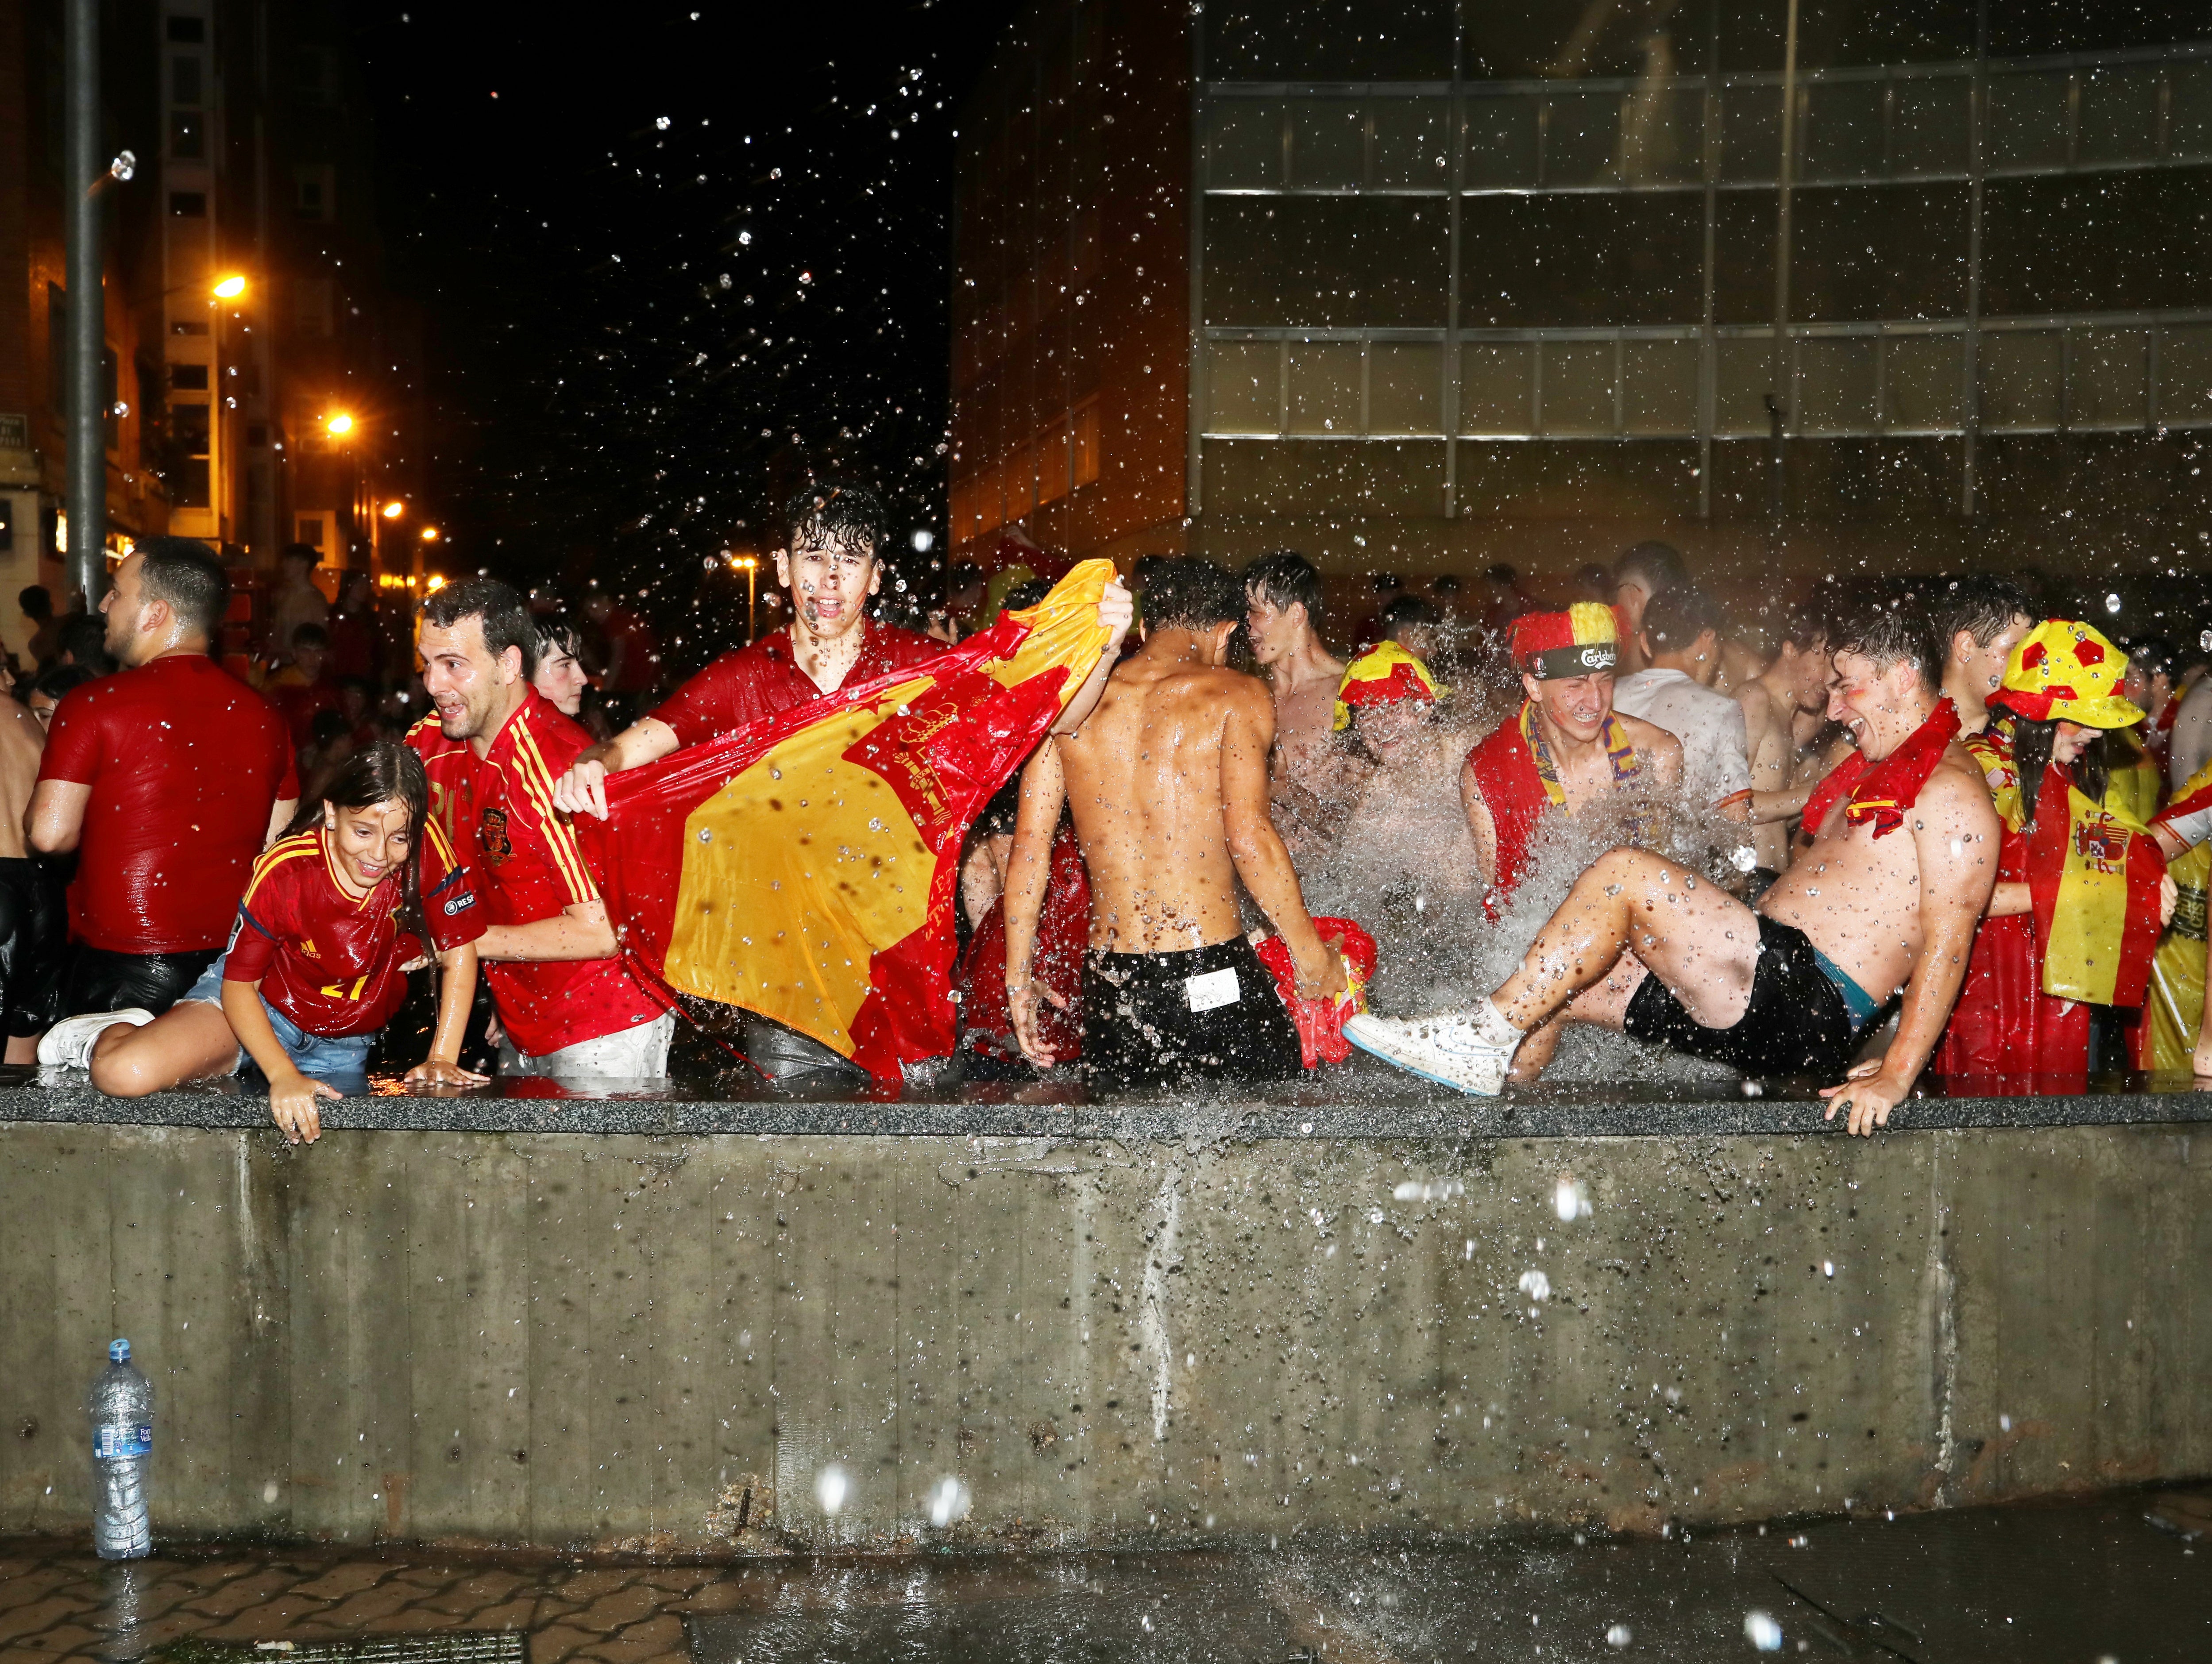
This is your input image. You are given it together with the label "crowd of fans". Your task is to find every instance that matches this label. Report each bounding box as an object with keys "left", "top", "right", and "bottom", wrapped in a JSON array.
[{"left": 3, "top": 489, "right": 2208, "bottom": 1136}]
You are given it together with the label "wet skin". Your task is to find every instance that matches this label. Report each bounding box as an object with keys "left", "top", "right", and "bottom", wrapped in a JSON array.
[
  {"left": 1243, "top": 592, "right": 1357, "bottom": 855},
  {"left": 1739, "top": 637, "right": 1833, "bottom": 872},
  {"left": 1944, "top": 612, "right": 2034, "bottom": 736},
  {"left": 1489, "top": 651, "right": 2001, "bottom": 1134},
  {"left": 1001, "top": 622, "right": 1345, "bottom": 1066}
]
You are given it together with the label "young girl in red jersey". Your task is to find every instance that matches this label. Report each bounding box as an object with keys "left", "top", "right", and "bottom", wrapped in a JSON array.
[{"left": 46, "top": 744, "right": 488, "bottom": 1142}]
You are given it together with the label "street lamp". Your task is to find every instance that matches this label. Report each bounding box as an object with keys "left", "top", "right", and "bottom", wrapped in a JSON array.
[
  {"left": 381, "top": 500, "right": 404, "bottom": 519},
  {"left": 420, "top": 526, "right": 439, "bottom": 541},
  {"left": 728, "top": 552, "right": 759, "bottom": 642},
  {"left": 211, "top": 273, "right": 246, "bottom": 300},
  {"left": 325, "top": 412, "right": 355, "bottom": 438}
]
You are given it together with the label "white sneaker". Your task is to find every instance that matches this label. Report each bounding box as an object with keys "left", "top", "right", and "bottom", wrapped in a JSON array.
[
  {"left": 1344, "top": 1000, "right": 1524, "bottom": 1096},
  {"left": 37, "top": 1009, "right": 155, "bottom": 1070}
]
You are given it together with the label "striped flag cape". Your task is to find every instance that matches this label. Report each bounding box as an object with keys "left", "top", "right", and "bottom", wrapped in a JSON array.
[{"left": 575, "top": 560, "right": 1116, "bottom": 1085}]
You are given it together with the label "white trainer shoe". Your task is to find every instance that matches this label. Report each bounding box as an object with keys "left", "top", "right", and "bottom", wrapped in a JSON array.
[
  {"left": 37, "top": 1009, "right": 155, "bottom": 1070},
  {"left": 1344, "top": 1000, "right": 1524, "bottom": 1095}
]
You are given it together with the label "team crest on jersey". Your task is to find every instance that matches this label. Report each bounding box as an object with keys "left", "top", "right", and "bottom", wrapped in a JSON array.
[{"left": 479, "top": 807, "right": 514, "bottom": 867}]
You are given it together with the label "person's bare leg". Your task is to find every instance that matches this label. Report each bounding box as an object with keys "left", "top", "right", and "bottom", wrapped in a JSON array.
[
  {"left": 1492, "top": 848, "right": 1764, "bottom": 1035},
  {"left": 4, "top": 1035, "right": 36, "bottom": 1065},
  {"left": 88, "top": 1003, "right": 239, "bottom": 1098}
]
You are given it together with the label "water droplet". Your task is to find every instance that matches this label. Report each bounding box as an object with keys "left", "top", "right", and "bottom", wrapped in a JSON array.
[
  {"left": 1518, "top": 1269, "right": 1550, "bottom": 1302},
  {"left": 1744, "top": 1610, "right": 1784, "bottom": 1651},
  {"left": 815, "top": 1464, "right": 849, "bottom": 1515},
  {"left": 1606, "top": 1624, "right": 1633, "bottom": 1649}
]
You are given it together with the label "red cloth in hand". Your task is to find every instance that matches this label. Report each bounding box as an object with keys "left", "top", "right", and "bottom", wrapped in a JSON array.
[
  {"left": 1254, "top": 917, "right": 1377, "bottom": 1068},
  {"left": 1802, "top": 697, "right": 1961, "bottom": 840}
]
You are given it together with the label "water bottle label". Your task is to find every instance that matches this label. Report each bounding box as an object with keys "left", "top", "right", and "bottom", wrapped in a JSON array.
[{"left": 94, "top": 1425, "right": 151, "bottom": 1460}]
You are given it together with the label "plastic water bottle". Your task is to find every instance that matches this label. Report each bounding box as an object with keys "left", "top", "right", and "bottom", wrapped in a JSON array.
[{"left": 87, "top": 1338, "right": 153, "bottom": 1559}]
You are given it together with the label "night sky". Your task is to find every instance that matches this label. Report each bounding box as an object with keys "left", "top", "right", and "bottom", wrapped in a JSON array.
[{"left": 357, "top": 0, "right": 1019, "bottom": 656}]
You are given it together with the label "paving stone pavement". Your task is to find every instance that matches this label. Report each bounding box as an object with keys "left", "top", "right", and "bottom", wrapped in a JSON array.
[{"left": 0, "top": 1540, "right": 751, "bottom": 1664}]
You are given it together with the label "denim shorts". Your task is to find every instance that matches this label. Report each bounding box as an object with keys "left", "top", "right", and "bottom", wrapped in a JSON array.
[{"left": 185, "top": 953, "right": 374, "bottom": 1082}]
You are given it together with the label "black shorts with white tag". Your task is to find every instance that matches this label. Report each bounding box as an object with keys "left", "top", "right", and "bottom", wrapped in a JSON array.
[{"left": 1080, "top": 936, "right": 1303, "bottom": 1094}]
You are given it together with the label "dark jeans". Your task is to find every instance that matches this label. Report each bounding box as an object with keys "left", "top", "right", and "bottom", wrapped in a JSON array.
[
  {"left": 0, "top": 858, "right": 69, "bottom": 1037},
  {"left": 64, "top": 945, "right": 221, "bottom": 1021}
]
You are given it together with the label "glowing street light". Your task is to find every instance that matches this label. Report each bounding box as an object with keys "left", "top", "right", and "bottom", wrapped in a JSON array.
[
  {"left": 381, "top": 500, "right": 405, "bottom": 519},
  {"left": 727, "top": 552, "right": 760, "bottom": 642},
  {"left": 420, "top": 526, "right": 440, "bottom": 542},
  {"left": 211, "top": 274, "right": 247, "bottom": 300},
  {"left": 325, "top": 412, "right": 355, "bottom": 438}
]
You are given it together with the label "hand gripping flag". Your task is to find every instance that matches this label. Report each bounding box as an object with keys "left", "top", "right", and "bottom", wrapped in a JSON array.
[{"left": 576, "top": 561, "right": 1117, "bottom": 1086}]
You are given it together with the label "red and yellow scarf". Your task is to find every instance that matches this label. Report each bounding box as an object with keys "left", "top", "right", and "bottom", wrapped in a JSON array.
[
  {"left": 1802, "top": 697, "right": 1961, "bottom": 840},
  {"left": 1522, "top": 700, "right": 1641, "bottom": 807}
]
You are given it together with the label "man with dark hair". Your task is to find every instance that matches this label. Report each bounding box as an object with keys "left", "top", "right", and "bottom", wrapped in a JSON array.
[
  {"left": 1932, "top": 574, "right": 2035, "bottom": 736},
  {"left": 1004, "top": 557, "right": 1344, "bottom": 1091},
  {"left": 1611, "top": 587, "right": 1753, "bottom": 828},
  {"left": 57, "top": 612, "right": 113, "bottom": 675},
  {"left": 268, "top": 622, "right": 341, "bottom": 750},
  {"left": 1378, "top": 594, "right": 1444, "bottom": 666},
  {"left": 1242, "top": 551, "right": 1355, "bottom": 859},
  {"left": 1351, "top": 596, "right": 1998, "bottom": 1134},
  {"left": 1612, "top": 540, "right": 1692, "bottom": 672},
  {"left": 28, "top": 538, "right": 297, "bottom": 1028},
  {"left": 410, "top": 576, "right": 669, "bottom": 1080},
  {"left": 268, "top": 543, "right": 330, "bottom": 666},
  {"left": 18, "top": 585, "right": 59, "bottom": 670},
  {"left": 554, "top": 481, "right": 1130, "bottom": 816},
  {"left": 1737, "top": 601, "right": 1834, "bottom": 879}
]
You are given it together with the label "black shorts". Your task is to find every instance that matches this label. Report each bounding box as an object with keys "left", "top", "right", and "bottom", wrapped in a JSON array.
[
  {"left": 0, "top": 859, "right": 68, "bottom": 1037},
  {"left": 1081, "top": 936, "right": 1302, "bottom": 1094},
  {"left": 1622, "top": 914, "right": 1859, "bottom": 1081},
  {"left": 64, "top": 944, "right": 221, "bottom": 1021}
]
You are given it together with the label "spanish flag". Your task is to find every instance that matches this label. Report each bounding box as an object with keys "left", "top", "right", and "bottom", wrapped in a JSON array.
[
  {"left": 2024, "top": 778, "right": 2166, "bottom": 1008},
  {"left": 577, "top": 561, "right": 1117, "bottom": 1085}
]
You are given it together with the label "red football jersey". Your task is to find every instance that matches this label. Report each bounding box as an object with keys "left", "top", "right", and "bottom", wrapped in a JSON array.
[
  {"left": 408, "top": 690, "right": 661, "bottom": 1055},
  {"left": 647, "top": 619, "right": 944, "bottom": 748},
  {"left": 224, "top": 818, "right": 486, "bottom": 1038},
  {"left": 37, "top": 654, "right": 299, "bottom": 952}
]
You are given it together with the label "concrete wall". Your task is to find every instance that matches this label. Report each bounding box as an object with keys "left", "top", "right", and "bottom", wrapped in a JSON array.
[{"left": 0, "top": 1121, "right": 2203, "bottom": 1552}]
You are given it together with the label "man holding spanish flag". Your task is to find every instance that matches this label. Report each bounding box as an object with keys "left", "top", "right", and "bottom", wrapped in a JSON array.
[{"left": 1934, "top": 620, "right": 2175, "bottom": 1081}]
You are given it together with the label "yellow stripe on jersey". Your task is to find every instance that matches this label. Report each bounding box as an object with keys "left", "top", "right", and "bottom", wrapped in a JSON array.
[
  {"left": 241, "top": 831, "right": 320, "bottom": 908},
  {"left": 510, "top": 713, "right": 598, "bottom": 903}
]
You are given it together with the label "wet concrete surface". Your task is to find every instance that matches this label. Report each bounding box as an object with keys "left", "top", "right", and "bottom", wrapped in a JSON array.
[{"left": 2, "top": 1489, "right": 2203, "bottom": 1663}]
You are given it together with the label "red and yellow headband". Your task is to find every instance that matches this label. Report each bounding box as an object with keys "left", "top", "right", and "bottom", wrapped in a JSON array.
[{"left": 1510, "top": 603, "right": 1619, "bottom": 680}]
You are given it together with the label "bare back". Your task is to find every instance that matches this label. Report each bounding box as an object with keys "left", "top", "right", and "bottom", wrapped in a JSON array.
[
  {"left": 1739, "top": 677, "right": 1799, "bottom": 871},
  {"left": 1054, "top": 655, "right": 1271, "bottom": 953},
  {"left": 0, "top": 697, "right": 43, "bottom": 861}
]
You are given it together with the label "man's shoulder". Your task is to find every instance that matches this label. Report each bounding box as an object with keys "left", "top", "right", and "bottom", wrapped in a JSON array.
[
  {"left": 504, "top": 694, "right": 592, "bottom": 774},
  {"left": 1917, "top": 747, "right": 2004, "bottom": 827},
  {"left": 403, "top": 711, "right": 454, "bottom": 757},
  {"left": 1615, "top": 711, "right": 1683, "bottom": 759}
]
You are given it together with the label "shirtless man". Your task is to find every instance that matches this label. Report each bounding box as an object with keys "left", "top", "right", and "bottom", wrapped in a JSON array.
[
  {"left": 1004, "top": 557, "right": 1345, "bottom": 1091},
  {"left": 1934, "top": 574, "right": 2034, "bottom": 737},
  {"left": 1350, "top": 601, "right": 2000, "bottom": 1134},
  {"left": 1242, "top": 551, "right": 1360, "bottom": 860},
  {"left": 1614, "top": 539, "right": 1764, "bottom": 693},
  {"left": 0, "top": 663, "right": 59, "bottom": 1061},
  {"left": 1737, "top": 604, "right": 1833, "bottom": 880}
]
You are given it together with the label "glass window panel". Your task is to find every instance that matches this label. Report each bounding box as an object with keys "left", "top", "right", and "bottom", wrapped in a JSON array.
[
  {"left": 1890, "top": 75, "right": 1969, "bottom": 176},
  {"left": 2077, "top": 65, "right": 2160, "bottom": 165},
  {"left": 1204, "top": 0, "right": 1455, "bottom": 82},
  {"left": 1718, "top": 85, "right": 1781, "bottom": 184},
  {"left": 1286, "top": 342, "right": 1363, "bottom": 435},
  {"left": 1800, "top": 80, "right": 1885, "bottom": 181},
  {"left": 1459, "top": 342, "right": 1534, "bottom": 434},
  {"left": 1979, "top": 331, "right": 2061, "bottom": 430},
  {"left": 1368, "top": 343, "right": 1441, "bottom": 434},
  {"left": 171, "top": 54, "right": 202, "bottom": 107},
  {"left": 1205, "top": 199, "right": 1449, "bottom": 328},
  {"left": 1372, "top": 99, "right": 1449, "bottom": 189},
  {"left": 1796, "top": 337, "right": 1879, "bottom": 435},
  {"left": 1620, "top": 338, "right": 1699, "bottom": 435},
  {"left": 1463, "top": 94, "right": 1539, "bottom": 189},
  {"left": 1882, "top": 335, "right": 1963, "bottom": 431},
  {"left": 1206, "top": 341, "right": 1281, "bottom": 435},
  {"left": 1715, "top": 334, "right": 1779, "bottom": 435},
  {"left": 1544, "top": 90, "right": 1625, "bottom": 186},
  {"left": 1289, "top": 100, "right": 1365, "bottom": 191},
  {"left": 1616, "top": 86, "right": 1704, "bottom": 185},
  {"left": 1208, "top": 102, "right": 1282, "bottom": 190},
  {"left": 2068, "top": 328, "right": 2148, "bottom": 429},
  {"left": 1539, "top": 340, "right": 1618, "bottom": 436},
  {"left": 169, "top": 110, "right": 203, "bottom": 160},
  {"left": 2158, "top": 325, "right": 2212, "bottom": 425},
  {"left": 1988, "top": 71, "right": 2070, "bottom": 171},
  {"left": 2172, "top": 63, "right": 2212, "bottom": 161}
]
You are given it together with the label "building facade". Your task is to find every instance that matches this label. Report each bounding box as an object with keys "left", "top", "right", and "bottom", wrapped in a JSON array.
[
  {"left": 0, "top": 0, "right": 410, "bottom": 663},
  {"left": 952, "top": 3, "right": 2212, "bottom": 602}
]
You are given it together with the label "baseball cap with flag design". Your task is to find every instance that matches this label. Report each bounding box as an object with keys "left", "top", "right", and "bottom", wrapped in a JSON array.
[
  {"left": 1988, "top": 619, "right": 2145, "bottom": 729},
  {"left": 1334, "top": 641, "right": 1444, "bottom": 731},
  {"left": 1510, "top": 602, "right": 1619, "bottom": 680}
]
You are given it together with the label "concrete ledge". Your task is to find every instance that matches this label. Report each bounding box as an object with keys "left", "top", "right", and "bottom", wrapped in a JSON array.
[
  {"left": 1, "top": 1059, "right": 2209, "bottom": 1137},
  {"left": 0, "top": 1104, "right": 2204, "bottom": 1552}
]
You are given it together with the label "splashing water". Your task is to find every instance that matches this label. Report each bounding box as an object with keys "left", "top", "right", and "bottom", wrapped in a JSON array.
[
  {"left": 1606, "top": 1622, "right": 1633, "bottom": 1648},
  {"left": 1518, "top": 1269, "right": 1551, "bottom": 1302},
  {"left": 1394, "top": 1177, "right": 1465, "bottom": 1202},
  {"left": 1554, "top": 1175, "right": 1592, "bottom": 1221},
  {"left": 1744, "top": 1610, "right": 1784, "bottom": 1650},
  {"left": 815, "top": 1464, "right": 850, "bottom": 1516},
  {"left": 926, "top": 1475, "right": 969, "bottom": 1526}
]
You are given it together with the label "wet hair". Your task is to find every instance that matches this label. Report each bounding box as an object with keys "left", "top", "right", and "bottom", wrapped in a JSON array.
[
  {"left": 1242, "top": 551, "right": 1325, "bottom": 632},
  {"left": 1574, "top": 563, "right": 1615, "bottom": 604},
  {"left": 1770, "top": 600, "right": 1828, "bottom": 654},
  {"left": 1933, "top": 574, "right": 2034, "bottom": 655},
  {"left": 1143, "top": 558, "right": 1246, "bottom": 631},
  {"left": 30, "top": 663, "right": 97, "bottom": 705},
  {"left": 1380, "top": 594, "right": 1440, "bottom": 632},
  {"left": 282, "top": 741, "right": 432, "bottom": 943},
  {"left": 1830, "top": 593, "right": 1944, "bottom": 691},
  {"left": 18, "top": 586, "right": 52, "bottom": 623},
  {"left": 1615, "top": 540, "right": 1692, "bottom": 598},
  {"left": 291, "top": 622, "right": 330, "bottom": 652},
  {"left": 2011, "top": 716, "right": 2111, "bottom": 833},
  {"left": 534, "top": 618, "right": 583, "bottom": 661},
  {"left": 2120, "top": 635, "right": 2176, "bottom": 680},
  {"left": 1641, "top": 586, "right": 1726, "bottom": 652},
  {"left": 421, "top": 577, "right": 537, "bottom": 677},
  {"left": 136, "top": 536, "right": 231, "bottom": 640},
  {"left": 784, "top": 480, "right": 888, "bottom": 558}
]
